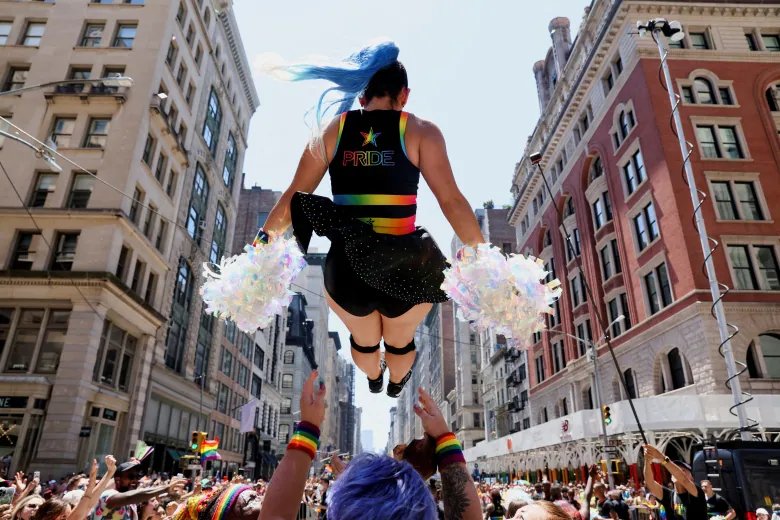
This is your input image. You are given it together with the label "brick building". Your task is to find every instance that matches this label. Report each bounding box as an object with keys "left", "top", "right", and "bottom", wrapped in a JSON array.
[{"left": 465, "top": 0, "right": 780, "bottom": 481}]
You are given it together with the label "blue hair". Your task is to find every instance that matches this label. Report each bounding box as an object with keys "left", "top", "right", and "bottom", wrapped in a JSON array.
[
  {"left": 327, "top": 453, "right": 438, "bottom": 520},
  {"left": 269, "top": 41, "right": 400, "bottom": 128}
]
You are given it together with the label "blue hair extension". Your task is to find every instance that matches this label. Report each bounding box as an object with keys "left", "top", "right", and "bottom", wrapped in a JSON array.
[
  {"left": 327, "top": 453, "right": 438, "bottom": 520},
  {"left": 267, "top": 41, "right": 400, "bottom": 128}
]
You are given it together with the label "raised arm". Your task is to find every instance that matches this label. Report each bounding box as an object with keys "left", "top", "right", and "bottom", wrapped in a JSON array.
[
  {"left": 417, "top": 120, "right": 484, "bottom": 248},
  {"left": 68, "top": 456, "right": 116, "bottom": 520},
  {"left": 261, "top": 118, "right": 340, "bottom": 236},
  {"left": 643, "top": 445, "right": 666, "bottom": 498},
  {"left": 414, "top": 387, "right": 482, "bottom": 520},
  {"left": 259, "top": 372, "right": 326, "bottom": 520},
  {"left": 580, "top": 464, "right": 599, "bottom": 520},
  {"left": 105, "top": 477, "right": 185, "bottom": 509}
]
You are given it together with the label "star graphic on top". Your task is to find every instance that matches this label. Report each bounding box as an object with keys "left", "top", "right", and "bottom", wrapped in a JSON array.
[{"left": 360, "top": 127, "right": 381, "bottom": 147}]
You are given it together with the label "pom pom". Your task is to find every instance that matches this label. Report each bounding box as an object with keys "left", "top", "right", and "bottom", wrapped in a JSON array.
[
  {"left": 200, "top": 236, "right": 307, "bottom": 332},
  {"left": 441, "top": 243, "right": 562, "bottom": 349}
]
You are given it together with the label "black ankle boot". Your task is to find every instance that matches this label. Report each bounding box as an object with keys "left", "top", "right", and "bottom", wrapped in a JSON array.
[
  {"left": 384, "top": 340, "right": 416, "bottom": 398},
  {"left": 350, "top": 336, "right": 385, "bottom": 394}
]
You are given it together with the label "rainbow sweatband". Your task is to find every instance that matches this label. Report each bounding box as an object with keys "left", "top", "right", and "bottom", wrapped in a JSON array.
[
  {"left": 211, "top": 484, "right": 251, "bottom": 520},
  {"left": 435, "top": 432, "right": 466, "bottom": 468},
  {"left": 287, "top": 421, "right": 320, "bottom": 460}
]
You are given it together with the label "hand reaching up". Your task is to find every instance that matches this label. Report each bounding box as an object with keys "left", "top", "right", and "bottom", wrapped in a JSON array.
[
  {"left": 413, "top": 387, "right": 448, "bottom": 439},
  {"left": 300, "top": 371, "right": 326, "bottom": 428}
]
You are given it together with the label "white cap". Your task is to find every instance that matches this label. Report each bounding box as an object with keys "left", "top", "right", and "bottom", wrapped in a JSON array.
[{"left": 757, "top": 508, "right": 770, "bottom": 515}]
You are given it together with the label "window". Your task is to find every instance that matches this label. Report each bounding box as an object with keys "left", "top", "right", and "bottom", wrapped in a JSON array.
[
  {"left": 194, "top": 44, "right": 203, "bottom": 66},
  {"left": 711, "top": 180, "right": 764, "bottom": 221},
  {"left": 185, "top": 82, "right": 195, "bottom": 105},
  {"left": 154, "top": 152, "right": 167, "bottom": 182},
  {"left": 217, "top": 384, "right": 228, "bottom": 413},
  {"left": 3, "top": 66, "right": 29, "bottom": 92},
  {"left": 80, "top": 23, "right": 104, "bottom": 47},
  {"left": 5, "top": 309, "right": 70, "bottom": 374},
  {"left": 67, "top": 173, "right": 95, "bottom": 208},
  {"left": 115, "top": 245, "right": 130, "bottom": 280},
  {"left": 155, "top": 220, "right": 167, "bottom": 252},
  {"left": 689, "top": 31, "right": 711, "bottom": 49},
  {"left": 667, "top": 348, "right": 691, "bottom": 390},
  {"left": 173, "top": 258, "right": 192, "bottom": 306},
  {"left": 283, "top": 350, "right": 294, "bottom": 364},
  {"left": 176, "top": 2, "right": 186, "bottom": 26},
  {"left": 695, "top": 124, "right": 744, "bottom": 159},
  {"left": 251, "top": 375, "right": 262, "bottom": 399},
  {"left": 220, "top": 348, "right": 233, "bottom": 376},
  {"left": 617, "top": 109, "right": 635, "bottom": 142},
  {"left": 570, "top": 275, "right": 582, "bottom": 308},
  {"left": 185, "top": 164, "right": 209, "bottom": 243},
  {"left": 175, "top": 62, "right": 187, "bottom": 87},
  {"left": 29, "top": 172, "right": 57, "bottom": 207},
  {"left": 644, "top": 263, "right": 673, "bottom": 315},
  {"left": 746, "top": 32, "right": 759, "bottom": 51},
  {"left": 47, "top": 118, "right": 76, "bottom": 149},
  {"left": 633, "top": 201, "right": 660, "bottom": 251},
  {"left": 112, "top": 24, "right": 136, "bottom": 48},
  {"left": 144, "top": 272, "right": 157, "bottom": 305},
  {"left": 185, "top": 23, "right": 194, "bottom": 45},
  {"left": 129, "top": 259, "right": 144, "bottom": 293},
  {"left": 203, "top": 88, "right": 222, "bottom": 155},
  {"left": 84, "top": 118, "right": 110, "bottom": 148},
  {"left": 622, "top": 149, "right": 646, "bottom": 195},
  {"left": 129, "top": 186, "right": 143, "bottom": 224},
  {"left": 552, "top": 341, "right": 566, "bottom": 373},
  {"left": 92, "top": 320, "right": 137, "bottom": 391},
  {"left": 749, "top": 334, "right": 780, "bottom": 379},
  {"left": 762, "top": 33, "right": 780, "bottom": 52},
  {"left": 222, "top": 133, "right": 237, "bottom": 187},
  {"left": 592, "top": 192, "right": 612, "bottom": 230},
  {"left": 209, "top": 204, "right": 227, "bottom": 263},
  {"left": 281, "top": 374, "right": 293, "bottom": 388},
  {"left": 534, "top": 355, "right": 545, "bottom": 385},
  {"left": 623, "top": 368, "right": 637, "bottom": 399},
  {"left": 565, "top": 228, "right": 581, "bottom": 261},
  {"left": 607, "top": 293, "right": 631, "bottom": 337},
  {"left": 11, "top": 232, "right": 39, "bottom": 270},
  {"left": 278, "top": 424, "right": 289, "bottom": 443},
  {"left": 728, "top": 244, "right": 780, "bottom": 291},
  {"left": 166, "top": 170, "right": 177, "bottom": 197},
  {"left": 576, "top": 320, "right": 593, "bottom": 357},
  {"left": 0, "top": 21, "right": 11, "bottom": 45},
  {"left": 143, "top": 204, "right": 156, "bottom": 238},
  {"left": 142, "top": 134, "right": 155, "bottom": 166},
  {"left": 165, "top": 40, "right": 178, "bottom": 68},
  {"left": 22, "top": 22, "right": 45, "bottom": 46}
]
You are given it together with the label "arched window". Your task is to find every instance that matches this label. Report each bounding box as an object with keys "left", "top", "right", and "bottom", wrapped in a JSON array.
[
  {"left": 619, "top": 109, "right": 635, "bottom": 139},
  {"left": 582, "top": 386, "right": 593, "bottom": 410},
  {"left": 283, "top": 350, "right": 294, "bottom": 364},
  {"left": 623, "top": 368, "right": 637, "bottom": 399},
  {"left": 589, "top": 157, "right": 604, "bottom": 183},
  {"left": 563, "top": 197, "right": 576, "bottom": 218},
  {"left": 693, "top": 77, "right": 716, "bottom": 104},
  {"left": 766, "top": 84, "right": 780, "bottom": 112},
  {"left": 667, "top": 348, "right": 693, "bottom": 390},
  {"left": 750, "top": 333, "right": 780, "bottom": 379},
  {"left": 747, "top": 343, "right": 761, "bottom": 378},
  {"left": 281, "top": 373, "right": 293, "bottom": 388},
  {"left": 543, "top": 229, "right": 552, "bottom": 247}
]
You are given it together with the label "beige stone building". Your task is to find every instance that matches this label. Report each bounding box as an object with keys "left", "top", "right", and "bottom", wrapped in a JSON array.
[{"left": 0, "top": 0, "right": 257, "bottom": 478}]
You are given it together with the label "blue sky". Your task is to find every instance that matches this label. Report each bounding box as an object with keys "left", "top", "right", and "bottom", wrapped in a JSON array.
[{"left": 233, "top": 0, "right": 589, "bottom": 450}]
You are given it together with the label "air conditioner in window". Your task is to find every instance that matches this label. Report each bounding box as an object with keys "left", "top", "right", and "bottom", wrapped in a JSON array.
[
  {"left": 56, "top": 253, "right": 75, "bottom": 262},
  {"left": 15, "top": 252, "right": 35, "bottom": 262}
]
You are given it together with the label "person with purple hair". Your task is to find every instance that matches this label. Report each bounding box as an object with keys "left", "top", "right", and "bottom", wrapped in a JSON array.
[
  {"left": 258, "top": 372, "right": 482, "bottom": 520},
  {"left": 258, "top": 41, "right": 484, "bottom": 398}
]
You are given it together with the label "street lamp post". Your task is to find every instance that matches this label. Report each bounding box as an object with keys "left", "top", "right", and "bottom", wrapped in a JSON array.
[
  {"left": 637, "top": 19, "right": 752, "bottom": 440},
  {"left": 555, "top": 315, "right": 624, "bottom": 490}
]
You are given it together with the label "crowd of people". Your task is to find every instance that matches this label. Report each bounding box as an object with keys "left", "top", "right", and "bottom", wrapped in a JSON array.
[{"left": 1, "top": 374, "right": 777, "bottom": 520}]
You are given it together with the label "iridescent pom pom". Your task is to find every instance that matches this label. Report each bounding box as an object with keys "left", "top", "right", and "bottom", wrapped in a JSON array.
[
  {"left": 200, "top": 236, "right": 307, "bottom": 332},
  {"left": 441, "top": 243, "right": 562, "bottom": 349}
]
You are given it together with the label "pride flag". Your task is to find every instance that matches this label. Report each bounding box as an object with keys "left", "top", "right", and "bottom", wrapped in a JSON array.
[{"left": 200, "top": 439, "right": 221, "bottom": 462}]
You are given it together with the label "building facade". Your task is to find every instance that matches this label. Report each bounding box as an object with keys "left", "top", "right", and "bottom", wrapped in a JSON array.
[
  {"left": 0, "top": 0, "right": 257, "bottom": 478},
  {"left": 467, "top": 0, "right": 780, "bottom": 480}
]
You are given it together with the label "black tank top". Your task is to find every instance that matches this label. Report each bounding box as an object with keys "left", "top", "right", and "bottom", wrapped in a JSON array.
[{"left": 328, "top": 109, "right": 420, "bottom": 235}]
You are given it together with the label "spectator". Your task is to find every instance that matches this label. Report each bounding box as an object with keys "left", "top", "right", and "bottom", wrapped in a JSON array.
[
  {"left": 9, "top": 496, "right": 44, "bottom": 520},
  {"left": 757, "top": 508, "right": 770, "bottom": 520},
  {"left": 512, "top": 501, "right": 570, "bottom": 520},
  {"left": 484, "top": 489, "right": 506, "bottom": 519},
  {"left": 505, "top": 500, "right": 527, "bottom": 519},
  {"left": 700, "top": 480, "right": 734, "bottom": 520},
  {"left": 643, "top": 444, "right": 706, "bottom": 520},
  {"left": 599, "top": 491, "right": 630, "bottom": 520},
  {"left": 257, "top": 373, "right": 483, "bottom": 520},
  {"left": 550, "top": 484, "right": 581, "bottom": 519},
  {"left": 592, "top": 482, "right": 608, "bottom": 512},
  {"left": 771, "top": 504, "right": 780, "bottom": 520}
]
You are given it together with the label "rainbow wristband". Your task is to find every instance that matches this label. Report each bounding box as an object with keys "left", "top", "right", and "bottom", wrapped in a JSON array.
[
  {"left": 252, "top": 229, "right": 270, "bottom": 246},
  {"left": 435, "top": 432, "right": 466, "bottom": 468},
  {"left": 287, "top": 421, "right": 320, "bottom": 460}
]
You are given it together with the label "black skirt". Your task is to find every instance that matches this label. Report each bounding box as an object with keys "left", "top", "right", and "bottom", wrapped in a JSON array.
[{"left": 291, "top": 192, "right": 448, "bottom": 318}]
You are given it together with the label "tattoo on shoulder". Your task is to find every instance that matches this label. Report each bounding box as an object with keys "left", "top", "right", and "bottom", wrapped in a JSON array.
[{"left": 440, "top": 464, "right": 470, "bottom": 520}]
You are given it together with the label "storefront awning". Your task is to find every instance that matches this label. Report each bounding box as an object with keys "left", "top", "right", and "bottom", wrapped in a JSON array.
[{"left": 166, "top": 448, "right": 182, "bottom": 461}]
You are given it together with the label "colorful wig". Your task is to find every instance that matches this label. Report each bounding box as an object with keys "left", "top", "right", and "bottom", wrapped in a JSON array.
[
  {"left": 262, "top": 41, "right": 400, "bottom": 129},
  {"left": 327, "top": 453, "right": 438, "bottom": 520}
]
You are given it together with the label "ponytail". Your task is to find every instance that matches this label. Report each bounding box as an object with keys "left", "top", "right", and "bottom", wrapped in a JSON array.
[{"left": 261, "top": 41, "right": 401, "bottom": 129}]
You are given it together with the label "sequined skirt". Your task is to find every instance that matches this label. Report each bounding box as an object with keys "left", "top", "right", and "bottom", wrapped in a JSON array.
[{"left": 290, "top": 191, "right": 449, "bottom": 308}]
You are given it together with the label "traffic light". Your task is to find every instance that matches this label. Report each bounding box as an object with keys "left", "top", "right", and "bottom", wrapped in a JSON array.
[
  {"left": 190, "top": 431, "right": 206, "bottom": 452},
  {"left": 602, "top": 405, "right": 612, "bottom": 425}
]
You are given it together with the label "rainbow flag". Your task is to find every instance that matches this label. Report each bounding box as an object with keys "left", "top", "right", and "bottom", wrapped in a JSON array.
[{"left": 200, "top": 439, "right": 221, "bottom": 462}]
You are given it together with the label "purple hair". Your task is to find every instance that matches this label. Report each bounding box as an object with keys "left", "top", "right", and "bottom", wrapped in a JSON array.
[{"left": 327, "top": 453, "right": 438, "bottom": 520}]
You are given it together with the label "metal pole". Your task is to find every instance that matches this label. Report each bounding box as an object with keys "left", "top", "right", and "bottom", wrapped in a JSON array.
[
  {"left": 653, "top": 30, "right": 751, "bottom": 440},
  {"left": 590, "top": 343, "right": 615, "bottom": 489}
]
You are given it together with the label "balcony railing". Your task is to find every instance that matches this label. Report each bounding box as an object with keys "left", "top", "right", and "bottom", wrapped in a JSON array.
[{"left": 45, "top": 82, "right": 128, "bottom": 102}]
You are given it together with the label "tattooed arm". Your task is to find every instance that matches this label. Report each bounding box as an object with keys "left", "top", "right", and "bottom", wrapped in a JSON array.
[
  {"left": 414, "top": 388, "right": 482, "bottom": 520},
  {"left": 440, "top": 462, "right": 482, "bottom": 520}
]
